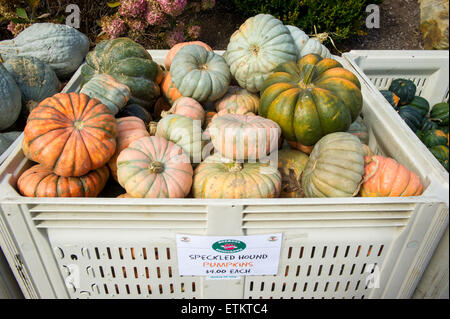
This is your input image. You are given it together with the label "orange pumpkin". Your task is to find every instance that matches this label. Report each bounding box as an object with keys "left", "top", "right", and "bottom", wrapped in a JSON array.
[
  {"left": 18, "top": 164, "right": 109, "bottom": 197},
  {"left": 22, "top": 92, "right": 117, "bottom": 177},
  {"left": 108, "top": 116, "right": 150, "bottom": 181},
  {"left": 161, "top": 71, "right": 183, "bottom": 104},
  {"left": 360, "top": 155, "right": 423, "bottom": 197},
  {"left": 165, "top": 41, "right": 213, "bottom": 70},
  {"left": 161, "top": 97, "right": 205, "bottom": 125},
  {"left": 214, "top": 86, "right": 259, "bottom": 114}
]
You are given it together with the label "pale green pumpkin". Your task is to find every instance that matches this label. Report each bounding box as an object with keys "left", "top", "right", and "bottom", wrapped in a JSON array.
[{"left": 0, "top": 64, "right": 22, "bottom": 130}]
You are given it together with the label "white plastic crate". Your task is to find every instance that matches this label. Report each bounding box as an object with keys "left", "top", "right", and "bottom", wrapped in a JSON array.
[{"left": 0, "top": 52, "right": 448, "bottom": 299}]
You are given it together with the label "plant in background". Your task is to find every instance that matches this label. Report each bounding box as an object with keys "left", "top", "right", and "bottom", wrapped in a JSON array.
[{"left": 231, "top": 0, "right": 383, "bottom": 42}]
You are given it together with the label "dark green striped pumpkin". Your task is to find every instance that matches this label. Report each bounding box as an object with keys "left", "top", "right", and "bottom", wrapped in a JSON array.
[
  {"left": 407, "top": 96, "right": 430, "bottom": 117},
  {"left": 420, "top": 129, "right": 448, "bottom": 148},
  {"left": 428, "top": 145, "right": 449, "bottom": 171},
  {"left": 389, "top": 78, "right": 416, "bottom": 105},
  {"left": 430, "top": 102, "right": 449, "bottom": 126},
  {"left": 380, "top": 90, "right": 400, "bottom": 109},
  {"left": 398, "top": 105, "right": 424, "bottom": 133}
]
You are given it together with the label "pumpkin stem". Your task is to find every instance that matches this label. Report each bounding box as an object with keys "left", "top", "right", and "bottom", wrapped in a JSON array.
[
  {"left": 160, "top": 110, "right": 171, "bottom": 118},
  {"left": 149, "top": 161, "right": 163, "bottom": 173},
  {"left": 148, "top": 121, "right": 158, "bottom": 136},
  {"left": 229, "top": 162, "right": 243, "bottom": 173}
]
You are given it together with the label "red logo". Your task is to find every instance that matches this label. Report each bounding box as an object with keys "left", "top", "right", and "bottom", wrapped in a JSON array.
[{"left": 222, "top": 244, "right": 237, "bottom": 250}]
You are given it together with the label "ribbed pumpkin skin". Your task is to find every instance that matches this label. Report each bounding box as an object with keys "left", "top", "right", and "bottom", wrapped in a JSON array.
[
  {"left": 208, "top": 114, "right": 281, "bottom": 161},
  {"left": 193, "top": 154, "right": 281, "bottom": 199},
  {"left": 3, "top": 56, "right": 60, "bottom": 109},
  {"left": 430, "top": 102, "right": 449, "bottom": 125},
  {"left": 81, "top": 38, "right": 163, "bottom": 108},
  {"left": 260, "top": 54, "right": 363, "bottom": 147},
  {"left": 360, "top": 155, "right": 423, "bottom": 197},
  {"left": 277, "top": 148, "right": 309, "bottom": 198},
  {"left": 165, "top": 41, "right": 213, "bottom": 70},
  {"left": 398, "top": 105, "right": 424, "bottom": 132},
  {"left": 0, "top": 64, "right": 21, "bottom": 130},
  {"left": 301, "top": 132, "right": 365, "bottom": 198},
  {"left": 420, "top": 118, "right": 439, "bottom": 131},
  {"left": 407, "top": 96, "right": 430, "bottom": 117},
  {"left": 420, "top": 129, "right": 448, "bottom": 147},
  {"left": 214, "top": 86, "right": 259, "bottom": 114},
  {"left": 17, "top": 164, "right": 109, "bottom": 197},
  {"left": 389, "top": 79, "right": 416, "bottom": 105},
  {"left": 161, "top": 72, "right": 183, "bottom": 104},
  {"left": 287, "top": 25, "right": 331, "bottom": 59},
  {"left": 108, "top": 116, "right": 150, "bottom": 181},
  {"left": 347, "top": 116, "right": 369, "bottom": 144},
  {"left": 211, "top": 108, "right": 255, "bottom": 122},
  {"left": 22, "top": 92, "right": 117, "bottom": 177},
  {"left": 80, "top": 74, "right": 131, "bottom": 115},
  {"left": 171, "top": 45, "right": 231, "bottom": 102},
  {"left": 163, "top": 97, "right": 205, "bottom": 125},
  {"left": 117, "top": 136, "right": 193, "bottom": 198},
  {"left": 156, "top": 114, "right": 204, "bottom": 163},
  {"left": 224, "top": 14, "right": 298, "bottom": 93},
  {"left": 0, "top": 23, "right": 89, "bottom": 78}
]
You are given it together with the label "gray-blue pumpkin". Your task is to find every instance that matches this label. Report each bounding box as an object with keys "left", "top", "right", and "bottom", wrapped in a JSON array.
[
  {"left": 3, "top": 56, "right": 60, "bottom": 112},
  {"left": 0, "top": 23, "right": 89, "bottom": 79},
  {"left": 0, "top": 64, "right": 22, "bottom": 130}
]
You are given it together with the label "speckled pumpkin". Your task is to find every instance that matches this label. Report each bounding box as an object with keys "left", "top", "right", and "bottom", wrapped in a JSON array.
[
  {"left": 301, "top": 132, "right": 365, "bottom": 198},
  {"left": 162, "top": 97, "right": 205, "bottom": 125},
  {"left": 117, "top": 136, "right": 193, "bottom": 198},
  {"left": 192, "top": 153, "right": 281, "bottom": 199},
  {"left": 22, "top": 92, "right": 117, "bottom": 177},
  {"left": 17, "top": 164, "right": 109, "bottom": 197},
  {"left": 213, "top": 86, "right": 260, "bottom": 114}
]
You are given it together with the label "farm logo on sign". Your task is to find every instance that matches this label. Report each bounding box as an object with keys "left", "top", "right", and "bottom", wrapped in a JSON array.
[{"left": 212, "top": 239, "right": 246, "bottom": 253}]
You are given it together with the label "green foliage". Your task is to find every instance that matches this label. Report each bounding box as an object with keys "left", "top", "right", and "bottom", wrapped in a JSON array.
[{"left": 231, "top": 0, "right": 383, "bottom": 40}]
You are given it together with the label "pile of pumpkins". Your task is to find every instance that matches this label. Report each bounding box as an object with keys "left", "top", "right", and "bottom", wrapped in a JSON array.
[
  {"left": 4, "top": 14, "right": 425, "bottom": 199},
  {"left": 380, "top": 78, "right": 449, "bottom": 171}
]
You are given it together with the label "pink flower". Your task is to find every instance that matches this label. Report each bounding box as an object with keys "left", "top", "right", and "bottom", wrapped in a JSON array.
[
  {"left": 157, "top": 0, "right": 187, "bottom": 17},
  {"left": 128, "top": 19, "right": 147, "bottom": 32},
  {"left": 187, "top": 25, "right": 201, "bottom": 39},
  {"left": 7, "top": 21, "right": 16, "bottom": 35},
  {"left": 166, "top": 28, "right": 185, "bottom": 47},
  {"left": 146, "top": 1, "right": 166, "bottom": 26},
  {"left": 201, "top": 0, "right": 215, "bottom": 10},
  {"left": 119, "top": 0, "right": 148, "bottom": 18},
  {"left": 104, "top": 18, "right": 127, "bottom": 39}
]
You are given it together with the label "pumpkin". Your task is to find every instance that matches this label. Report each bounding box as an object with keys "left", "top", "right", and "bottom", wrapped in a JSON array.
[
  {"left": 420, "top": 118, "right": 439, "bottom": 131},
  {"left": 347, "top": 116, "right": 369, "bottom": 144},
  {"left": 80, "top": 74, "right": 131, "bottom": 115},
  {"left": 165, "top": 41, "right": 213, "bottom": 70},
  {"left": 420, "top": 129, "right": 448, "bottom": 148},
  {"left": 0, "top": 23, "right": 89, "bottom": 79},
  {"left": 156, "top": 114, "right": 204, "bottom": 163},
  {"left": 22, "top": 92, "right": 117, "bottom": 177},
  {"left": 380, "top": 90, "right": 400, "bottom": 109},
  {"left": 301, "top": 132, "right": 365, "bottom": 198},
  {"left": 0, "top": 131, "right": 21, "bottom": 156},
  {"left": 260, "top": 54, "right": 363, "bottom": 148},
  {"left": 388, "top": 79, "right": 416, "bottom": 105},
  {"left": 170, "top": 45, "right": 231, "bottom": 102},
  {"left": 117, "top": 136, "right": 193, "bottom": 198},
  {"left": 116, "top": 103, "right": 153, "bottom": 124},
  {"left": 208, "top": 114, "right": 281, "bottom": 161},
  {"left": 108, "top": 116, "right": 150, "bottom": 181},
  {"left": 213, "top": 86, "right": 259, "bottom": 115},
  {"left": 398, "top": 105, "right": 424, "bottom": 132},
  {"left": 0, "top": 63, "right": 21, "bottom": 130},
  {"left": 192, "top": 153, "right": 281, "bottom": 198},
  {"left": 80, "top": 37, "right": 163, "bottom": 108},
  {"left": 3, "top": 56, "right": 60, "bottom": 112},
  {"left": 224, "top": 14, "right": 298, "bottom": 93},
  {"left": 17, "top": 164, "right": 109, "bottom": 197},
  {"left": 287, "top": 25, "right": 331, "bottom": 59},
  {"left": 407, "top": 96, "right": 430, "bottom": 117},
  {"left": 161, "top": 97, "right": 205, "bottom": 125},
  {"left": 429, "top": 145, "right": 449, "bottom": 171},
  {"left": 360, "top": 155, "right": 423, "bottom": 197},
  {"left": 430, "top": 102, "right": 449, "bottom": 125},
  {"left": 161, "top": 71, "right": 183, "bottom": 104},
  {"left": 277, "top": 148, "right": 309, "bottom": 198},
  {"left": 211, "top": 108, "right": 255, "bottom": 122},
  {"left": 439, "top": 125, "right": 449, "bottom": 134}
]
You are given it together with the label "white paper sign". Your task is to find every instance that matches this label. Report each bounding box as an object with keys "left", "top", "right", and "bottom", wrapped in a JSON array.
[{"left": 176, "top": 233, "right": 283, "bottom": 276}]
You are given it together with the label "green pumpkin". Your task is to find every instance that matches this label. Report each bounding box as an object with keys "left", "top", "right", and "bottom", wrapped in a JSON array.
[
  {"left": 380, "top": 90, "right": 400, "bottom": 109},
  {"left": 0, "top": 64, "right": 22, "bottom": 130},
  {"left": 389, "top": 79, "right": 416, "bottom": 105},
  {"left": 398, "top": 105, "right": 424, "bottom": 133},
  {"left": 347, "top": 116, "right": 369, "bottom": 144},
  {"left": 3, "top": 56, "right": 60, "bottom": 112},
  {"left": 428, "top": 145, "right": 449, "bottom": 171},
  {"left": 420, "top": 118, "right": 439, "bottom": 131},
  {"left": 438, "top": 125, "right": 449, "bottom": 134},
  {"left": 0, "top": 23, "right": 89, "bottom": 79},
  {"left": 80, "top": 37, "right": 163, "bottom": 108},
  {"left": 259, "top": 54, "right": 362, "bottom": 147},
  {"left": 224, "top": 14, "right": 298, "bottom": 93},
  {"left": 170, "top": 45, "right": 231, "bottom": 102},
  {"left": 0, "top": 131, "right": 21, "bottom": 156},
  {"left": 407, "top": 96, "right": 430, "bottom": 117},
  {"left": 430, "top": 102, "right": 449, "bottom": 126},
  {"left": 420, "top": 129, "right": 448, "bottom": 147}
]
